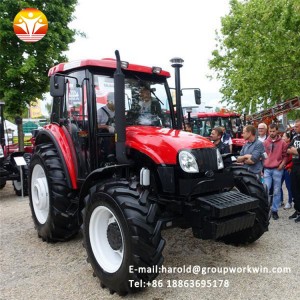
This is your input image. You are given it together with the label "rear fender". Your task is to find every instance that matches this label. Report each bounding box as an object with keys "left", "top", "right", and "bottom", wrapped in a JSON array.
[{"left": 35, "top": 124, "right": 78, "bottom": 189}]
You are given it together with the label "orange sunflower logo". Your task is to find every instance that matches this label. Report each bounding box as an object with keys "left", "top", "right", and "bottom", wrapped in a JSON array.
[{"left": 13, "top": 8, "right": 48, "bottom": 42}]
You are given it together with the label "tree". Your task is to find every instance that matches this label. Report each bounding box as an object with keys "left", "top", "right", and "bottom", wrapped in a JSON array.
[
  {"left": 209, "top": 0, "right": 300, "bottom": 116},
  {"left": 0, "top": 0, "right": 82, "bottom": 117}
]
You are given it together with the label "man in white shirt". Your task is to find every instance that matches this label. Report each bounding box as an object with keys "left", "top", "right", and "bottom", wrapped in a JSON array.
[{"left": 257, "top": 122, "right": 268, "bottom": 142}]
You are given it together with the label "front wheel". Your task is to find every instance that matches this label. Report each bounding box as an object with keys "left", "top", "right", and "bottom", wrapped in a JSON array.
[
  {"left": 222, "top": 166, "right": 270, "bottom": 245},
  {"left": 82, "top": 180, "right": 165, "bottom": 295}
]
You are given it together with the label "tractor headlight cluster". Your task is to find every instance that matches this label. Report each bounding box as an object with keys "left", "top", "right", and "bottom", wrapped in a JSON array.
[
  {"left": 179, "top": 151, "right": 199, "bottom": 173},
  {"left": 216, "top": 149, "right": 224, "bottom": 170}
]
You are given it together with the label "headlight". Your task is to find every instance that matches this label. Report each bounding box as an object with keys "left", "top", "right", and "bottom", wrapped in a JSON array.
[
  {"left": 216, "top": 149, "right": 224, "bottom": 169},
  {"left": 179, "top": 151, "right": 199, "bottom": 173}
]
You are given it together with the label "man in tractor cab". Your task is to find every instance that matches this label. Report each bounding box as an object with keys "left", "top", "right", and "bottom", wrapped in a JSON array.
[
  {"left": 97, "top": 92, "right": 116, "bottom": 165},
  {"left": 97, "top": 92, "right": 115, "bottom": 133},
  {"left": 138, "top": 86, "right": 162, "bottom": 117},
  {"left": 131, "top": 85, "right": 163, "bottom": 126}
]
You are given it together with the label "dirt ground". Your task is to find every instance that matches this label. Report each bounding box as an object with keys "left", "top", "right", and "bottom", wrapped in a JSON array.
[{"left": 0, "top": 183, "right": 299, "bottom": 300}]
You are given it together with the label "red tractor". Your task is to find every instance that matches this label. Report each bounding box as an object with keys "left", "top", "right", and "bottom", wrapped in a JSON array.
[
  {"left": 0, "top": 101, "right": 32, "bottom": 195},
  {"left": 28, "top": 51, "right": 269, "bottom": 295},
  {"left": 188, "top": 110, "right": 246, "bottom": 152}
]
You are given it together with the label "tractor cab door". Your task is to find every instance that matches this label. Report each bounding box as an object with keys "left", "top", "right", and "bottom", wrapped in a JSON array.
[
  {"left": 63, "top": 70, "right": 91, "bottom": 179},
  {"left": 94, "top": 75, "right": 117, "bottom": 167}
]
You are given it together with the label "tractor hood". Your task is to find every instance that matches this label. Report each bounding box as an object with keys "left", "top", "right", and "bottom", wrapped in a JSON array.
[{"left": 126, "top": 126, "right": 214, "bottom": 165}]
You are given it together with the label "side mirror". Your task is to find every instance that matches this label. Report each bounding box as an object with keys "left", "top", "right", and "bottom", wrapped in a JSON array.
[
  {"left": 194, "top": 89, "right": 201, "bottom": 105},
  {"left": 50, "top": 75, "right": 65, "bottom": 97}
]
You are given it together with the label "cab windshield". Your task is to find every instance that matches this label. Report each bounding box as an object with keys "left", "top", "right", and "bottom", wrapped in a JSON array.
[
  {"left": 93, "top": 74, "right": 172, "bottom": 128},
  {"left": 191, "top": 116, "right": 234, "bottom": 137}
]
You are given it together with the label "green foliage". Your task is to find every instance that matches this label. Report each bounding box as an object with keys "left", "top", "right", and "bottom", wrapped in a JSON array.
[
  {"left": 209, "top": 0, "right": 300, "bottom": 114},
  {"left": 0, "top": 0, "right": 81, "bottom": 116},
  {"left": 287, "top": 109, "right": 300, "bottom": 120}
]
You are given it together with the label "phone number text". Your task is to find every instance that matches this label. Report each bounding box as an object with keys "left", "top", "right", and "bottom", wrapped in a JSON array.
[{"left": 129, "top": 279, "right": 230, "bottom": 288}]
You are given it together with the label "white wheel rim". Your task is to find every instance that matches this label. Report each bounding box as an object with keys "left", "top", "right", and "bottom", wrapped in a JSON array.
[
  {"left": 31, "top": 164, "right": 49, "bottom": 224},
  {"left": 89, "top": 205, "right": 124, "bottom": 273},
  {"left": 13, "top": 180, "right": 22, "bottom": 191}
]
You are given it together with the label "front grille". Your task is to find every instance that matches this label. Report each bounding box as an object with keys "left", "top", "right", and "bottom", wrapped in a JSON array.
[{"left": 192, "top": 148, "right": 218, "bottom": 172}]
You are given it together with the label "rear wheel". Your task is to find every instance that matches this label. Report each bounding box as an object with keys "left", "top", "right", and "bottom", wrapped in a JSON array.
[
  {"left": 82, "top": 180, "right": 165, "bottom": 295},
  {"left": 28, "top": 143, "right": 80, "bottom": 242},
  {"left": 222, "top": 166, "right": 270, "bottom": 245}
]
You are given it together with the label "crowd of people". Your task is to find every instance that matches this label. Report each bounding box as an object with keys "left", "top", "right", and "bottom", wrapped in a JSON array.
[{"left": 210, "top": 120, "right": 300, "bottom": 223}]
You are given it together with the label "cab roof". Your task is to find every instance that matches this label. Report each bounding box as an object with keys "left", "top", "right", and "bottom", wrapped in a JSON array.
[{"left": 48, "top": 58, "right": 170, "bottom": 78}]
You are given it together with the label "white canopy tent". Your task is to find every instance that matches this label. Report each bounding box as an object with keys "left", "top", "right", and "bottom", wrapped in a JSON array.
[
  {"left": 4, "top": 120, "right": 18, "bottom": 132},
  {"left": 2, "top": 120, "right": 18, "bottom": 145}
]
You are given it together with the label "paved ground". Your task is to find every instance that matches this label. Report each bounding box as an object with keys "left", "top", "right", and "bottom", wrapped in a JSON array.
[{"left": 0, "top": 183, "right": 299, "bottom": 300}]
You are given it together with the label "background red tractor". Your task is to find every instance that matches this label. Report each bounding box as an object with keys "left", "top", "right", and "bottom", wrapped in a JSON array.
[
  {"left": 28, "top": 51, "right": 269, "bottom": 295},
  {"left": 0, "top": 101, "right": 32, "bottom": 195},
  {"left": 188, "top": 109, "right": 246, "bottom": 152}
]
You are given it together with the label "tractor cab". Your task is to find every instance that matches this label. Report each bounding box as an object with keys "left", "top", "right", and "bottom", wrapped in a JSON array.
[{"left": 47, "top": 56, "right": 199, "bottom": 182}]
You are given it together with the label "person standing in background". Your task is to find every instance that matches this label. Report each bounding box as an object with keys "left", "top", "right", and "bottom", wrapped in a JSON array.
[
  {"left": 263, "top": 124, "right": 288, "bottom": 220},
  {"left": 287, "top": 119, "right": 300, "bottom": 223},
  {"left": 280, "top": 132, "right": 293, "bottom": 209},
  {"left": 236, "top": 125, "right": 265, "bottom": 178},
  {"left": 257, "top": 122, "right": 268, "bottom": 142},
  {"left": 211, "top": 127, "right": 230, "bottom": 154},
  {"left": 221, "top": 126, "right": 233, "bottom": 153}
]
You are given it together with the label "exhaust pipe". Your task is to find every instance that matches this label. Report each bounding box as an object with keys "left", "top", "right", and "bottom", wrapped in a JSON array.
[
  {"left": 114, "top": 50, "right": 131, "bottom": 164},
  {"left": 170, "top": 57, "right": 184, "bottom": 130}
]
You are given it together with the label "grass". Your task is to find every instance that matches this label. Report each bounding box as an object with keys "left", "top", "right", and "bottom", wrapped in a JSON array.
[{"left": 12, "top": 136, "right": 33, "bottom": 146}]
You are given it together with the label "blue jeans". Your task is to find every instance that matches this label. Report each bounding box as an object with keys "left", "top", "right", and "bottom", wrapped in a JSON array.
[
  {"left": 280, "top": 169, "right": 293, "bottom": 204},
  {"left": 264, "top": 168, "right": 284, "bottom": 213}
]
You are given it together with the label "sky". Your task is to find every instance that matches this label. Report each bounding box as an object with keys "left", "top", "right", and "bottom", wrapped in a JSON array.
[{"left": 63, "top": 0, "right": 231, "bottom": 111}]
